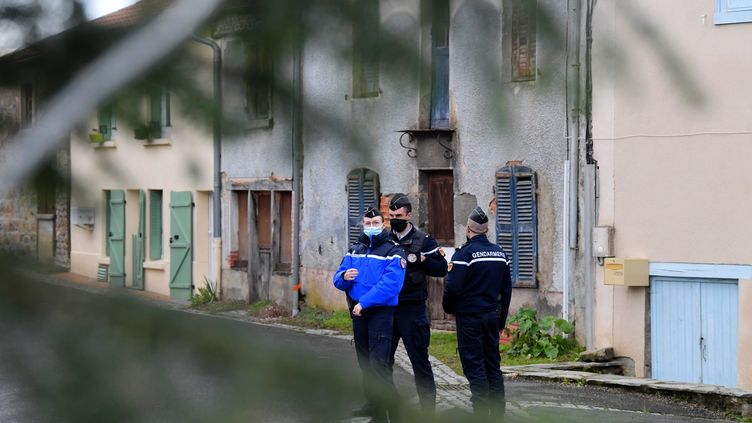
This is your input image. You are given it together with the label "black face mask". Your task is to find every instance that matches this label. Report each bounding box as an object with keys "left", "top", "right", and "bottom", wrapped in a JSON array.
[{"left": 390, "top": 218, "right": 409, "bottom": 233}]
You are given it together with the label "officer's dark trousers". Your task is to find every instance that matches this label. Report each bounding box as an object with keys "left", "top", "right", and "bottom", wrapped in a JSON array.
[
  {"left": 389, "top": 302, "right": 436, "bottom": 411},
  {"left": 352, "top": 306, "right": 399, "bottom": 418},
  {"left": 456, "top": 311, "right": 506, "bottom": 417}
]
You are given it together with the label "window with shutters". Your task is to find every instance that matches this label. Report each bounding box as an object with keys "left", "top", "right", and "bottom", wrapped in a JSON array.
[
  {"left": 352, "top": 0, "right": 380, "bottom": 98},
  {"left": 134, "top": 88, "right": 170, "bottom": 140},
  {"left": 20, "top": 83, "right": 33, "bottom": 128},
  {"left": 245, "top": 43, "right": 272, "bottom": 123},
  {"left": 496, "top": 164, "right": 537, "bottom": 288},
  {"left": 430, "top": 0, "right": 450, "bottom": 128},
  {"left": 225, "top": 38, "right": 273, "bottom": 128},
  {"left": 511, "top": 0, "right": 537, "bottom": 82},
  {"left": 715, "top": 0, "right": 752, "bottom": 24},
  {"left": 148, "top": 190, "right": 163, "bottom": 260},
  {"left": 97, "top": 106, "right": 115, "bottom": 141},
  {"left": 347, "top": 168, "right": 380, "bottom": 245}
]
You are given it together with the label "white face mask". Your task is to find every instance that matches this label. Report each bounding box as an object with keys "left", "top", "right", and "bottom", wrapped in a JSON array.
[{"left": 363, "top": 225, "right": 383, "bottom": 237}]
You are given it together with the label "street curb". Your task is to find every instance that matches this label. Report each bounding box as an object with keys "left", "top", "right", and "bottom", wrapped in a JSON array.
[{"left": 502, "top": 365, "right": 752, "bottom": 417}]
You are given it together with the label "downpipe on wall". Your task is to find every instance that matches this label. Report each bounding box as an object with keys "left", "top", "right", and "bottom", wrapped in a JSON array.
[
  {"left": 192, "top": 35, "right": 223, "bottom": 298},
  {"left": 291, "top": 28, "right": 303, "bottom": 316}
]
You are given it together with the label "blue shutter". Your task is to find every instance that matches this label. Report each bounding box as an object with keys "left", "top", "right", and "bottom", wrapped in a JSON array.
[
  {"left": 347, "top": 168, "right": 380, "bottom": 245},
  {"left": 496, "top": 165, "right": 537, "bottom": 288},
  {"left": 149, "top": 190, "right": 163, "bottom": 260},
  {"left": 715, "top": 0, "right": 752, "bottom": 24},
  {"left": 430, "top": 0, "right": 450, "bottom": 128}
]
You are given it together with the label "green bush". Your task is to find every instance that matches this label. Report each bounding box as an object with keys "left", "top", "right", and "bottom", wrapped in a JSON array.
[
  {"left": 191, "top": 277, "right": 218, "bottom": 307},
  {"left": 505, "top": 308, "right": 580, "bottom": 360}
]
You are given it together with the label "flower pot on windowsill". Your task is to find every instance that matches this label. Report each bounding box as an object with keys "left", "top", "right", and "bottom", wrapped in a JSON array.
[
  {"left": 134, "top": 126, "right": 150, "bottom": 140},
  {"left": 89, "top": 131, "right": 105, "bottom": 143}
]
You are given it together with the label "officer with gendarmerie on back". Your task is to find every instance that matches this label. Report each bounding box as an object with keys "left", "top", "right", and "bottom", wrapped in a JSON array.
[{"left": 442, "top": 206, "right": 513, "bottom": 419}]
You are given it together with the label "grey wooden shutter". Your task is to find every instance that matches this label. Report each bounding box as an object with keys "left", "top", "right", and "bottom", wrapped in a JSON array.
[
  {"left": 352, "top": 0, "right": 380, "bottom": 98},
  {"left": 511, "top": 0, "right": 537, "bottom": 82},
  {"left": 347, "top": 168, "right": 380, "bottom": 245},
  {"left": 496, "top": 164, "right": 537, "bottom": 288}
]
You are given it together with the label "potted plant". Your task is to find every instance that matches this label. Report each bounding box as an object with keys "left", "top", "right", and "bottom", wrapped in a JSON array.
[{"left": 89, "top": 130, "right": 104, "bottom": 143}]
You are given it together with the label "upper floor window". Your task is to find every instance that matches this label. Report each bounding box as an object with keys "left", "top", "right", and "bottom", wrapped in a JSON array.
[
  {"left": 352, "top": 0, "right": 380, "bottom": 98},
  {"left": 715, "top": 0, "right": 752, "bottom": 24},
  {"left": 20, "top": 83, "right": 33, "bottom": 128},
  {"left": 135, "top": 88, "right": 170, "bottom": 140},
  {"left": 510, "top": 0, "right": 537, "bottom": 82}
]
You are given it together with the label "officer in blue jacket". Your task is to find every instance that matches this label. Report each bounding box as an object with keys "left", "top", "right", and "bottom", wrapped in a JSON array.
[
  {"left": 443, "top": 206, "right": 513, "bottom": 419},
  {"left": 333, "top": 206, "right": 406, "bottom": 422},
  {"left": 387, "top": 193, "right": 447, "bottom": 412}
]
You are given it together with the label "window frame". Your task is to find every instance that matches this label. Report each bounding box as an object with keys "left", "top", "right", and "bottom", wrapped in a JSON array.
[
  {"left": 351, "top": 0, "right": 381, "bottom": 98},
  {"left": 715, "top": 0, "right": 752, "bottom": 24}
]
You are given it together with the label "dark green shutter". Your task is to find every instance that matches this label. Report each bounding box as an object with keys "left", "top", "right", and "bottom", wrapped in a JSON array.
[
  {"left": 98, "top": 108, "right": 113, "bottom": 141},
  {"left": 131, "top": 190, "right": 145, "bottom": 290},
  {"left": 149, "top": 190, "right": 163, "bottom": 260},
  {"left": 496, "top": 165, "right": 537, "bottom": 288},
  {"left": 108, "top": 190, "right": 126, "bottom": 288},
  {"left": 169, "top": 191, "right": 193, "bottom": 300},
  {"left": 347, "top": 168, "right": 380, "bottom": 245}
]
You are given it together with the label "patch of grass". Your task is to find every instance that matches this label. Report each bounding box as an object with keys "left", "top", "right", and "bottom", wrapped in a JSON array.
[
  {"left": 429, "top": 332, "right": 580, "bottom": 376},
  {"left": 248, "top": 300, "right": 273, "bottom": 317},
  {"left": 429, "top": 332, "right": 463, "bottom": 375},
  {"left": 193, "top": 300, "right": 247, "bottom": 314},
  {"left": 280, "top": 306, "right": 353, "bottom": 334}
]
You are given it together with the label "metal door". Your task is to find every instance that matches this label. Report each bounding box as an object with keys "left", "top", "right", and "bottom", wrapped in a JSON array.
[
  {"left": 651, "top": 276, "right": 738, "bottom": 387},
  {"left": 169, "top": 191, "right": 193, "bottom": 300}
]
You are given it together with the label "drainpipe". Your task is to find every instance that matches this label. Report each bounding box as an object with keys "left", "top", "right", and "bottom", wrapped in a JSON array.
[
  {"left": 565, "top": 0, "right": 582, "bottom": 338},
  {"left": 291, "top": 31, "right": 303, "bottom": 316},
  {"left": 192, "top": 35, "right": 223, "bottom": 298},
  {"left": 583, "top": 0, "right": 597, "bottom": 351}
]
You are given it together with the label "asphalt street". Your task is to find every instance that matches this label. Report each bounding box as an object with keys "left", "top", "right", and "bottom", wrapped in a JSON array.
[{"left": 0, "top": 277, "right": 736, "bottom": 422}]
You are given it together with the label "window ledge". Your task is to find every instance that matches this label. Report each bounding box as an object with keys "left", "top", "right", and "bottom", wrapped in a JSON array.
[
  {"left": 142, "top": 138, "right": 172, "bottom": 147},
  {"left": 97, "top": 256, "right": 111, "bottom": 265},
  {"left": 93, "top": 141, "right": 117, "bottom": 149},
  {"left": 143, "top": 260, "right": 166, "bottom": 270},
  {"left": 247, "top": 118, "right": 273, "bottom": 130}
]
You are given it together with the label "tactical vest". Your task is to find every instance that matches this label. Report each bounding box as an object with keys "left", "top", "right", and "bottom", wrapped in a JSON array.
[{"left": 396, "top": 228, "right": 428, "bottom": 302}]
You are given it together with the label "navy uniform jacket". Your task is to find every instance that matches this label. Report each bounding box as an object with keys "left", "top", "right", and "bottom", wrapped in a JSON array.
[
  {"left": 442, "top": 234, "right": 512, "bottom": 323},
  {"left": 391, "top": 226, "right": 448, "bottom": 304},
  {"left": 333, "top": 230, "right": 406, "bottom": 309}
]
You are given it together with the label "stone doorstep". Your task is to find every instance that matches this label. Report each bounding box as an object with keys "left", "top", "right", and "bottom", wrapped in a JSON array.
[{"left": 505, "top": 365, "right": 752, "bottom": 416}]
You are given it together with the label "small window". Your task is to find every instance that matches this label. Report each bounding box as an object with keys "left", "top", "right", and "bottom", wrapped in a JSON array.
[
  {"left": 510, "top": 0, "right": 537, "bottom": 82},
  {"left": 496, "top": 163, "right": 538, "bottom": 288},
  {"left": 245, "top": 43, "right": 273, "bottom": 122},
  {"left": 352, "top": 0, "right": 380, "bottom": 98},
  {"left": 149, "top": 190, "right": 163, "bottom": 260},
  {"left": 715, "top": 0, "right": 752, "bottom": 24},
  {"left": 97, "top": 107, "right": 115, "bottom": 141},
  {"left": 20, "top": 83, "right": 33, "bottom": 128},
  {"left": 135, "top": 88, "right": 170, "bottom": 140},
  {"left": 347, "top": 168, "right": 380, "bottom": 245}
]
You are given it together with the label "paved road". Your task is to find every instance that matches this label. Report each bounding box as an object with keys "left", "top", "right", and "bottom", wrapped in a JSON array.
[{"left": 0, "top": 277, "right": 734, "bottom": 422}]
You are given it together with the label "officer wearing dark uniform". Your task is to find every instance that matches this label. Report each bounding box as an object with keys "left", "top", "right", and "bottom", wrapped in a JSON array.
[
  {"left": 387, "top": 194, "right": 447, "bottom": 412},
  {"left": 443, "top": 207, "right": 513, "bottom": 418}
]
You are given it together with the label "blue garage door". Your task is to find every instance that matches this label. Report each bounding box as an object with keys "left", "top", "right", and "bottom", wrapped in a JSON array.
[{"left": 651, "top": 276, "right": 738, "bottom": 387}]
